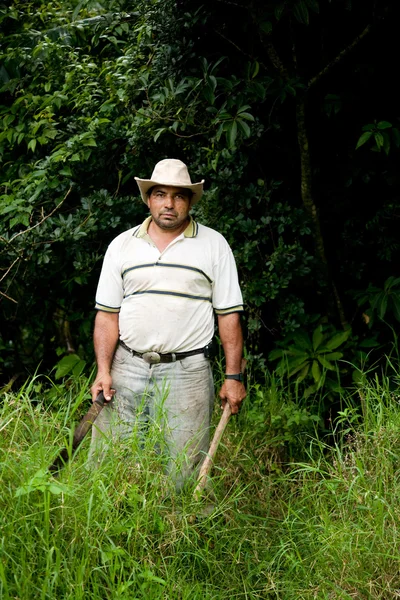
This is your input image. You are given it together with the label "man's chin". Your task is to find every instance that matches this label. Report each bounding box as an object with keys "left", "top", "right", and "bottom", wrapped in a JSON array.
[
  {"left": 157, "top": 219, "right": 180, "bottom": 230},
  {"left": 154, "top": 216, "right": 186, "bottom": 230}
]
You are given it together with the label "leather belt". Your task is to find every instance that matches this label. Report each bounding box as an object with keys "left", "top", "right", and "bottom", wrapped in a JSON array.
[{"left": 119, "top": 340, "right": 205, "bottom": 364}]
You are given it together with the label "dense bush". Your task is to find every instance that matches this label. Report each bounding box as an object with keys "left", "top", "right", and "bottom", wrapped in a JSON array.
[{"left": 1, "top": 0, "right": 400, "bottom": 405}]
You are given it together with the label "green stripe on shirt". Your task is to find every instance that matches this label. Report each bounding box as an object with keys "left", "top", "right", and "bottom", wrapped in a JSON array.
[
  {"left": 214, "top": 305, "right": 244, "bottom": 314},
  {"left": 125, "top": 290, "right": 212, "bottom": 302},
  {"left": 122, "top": 262, "right": 212, "bottom": 283}
]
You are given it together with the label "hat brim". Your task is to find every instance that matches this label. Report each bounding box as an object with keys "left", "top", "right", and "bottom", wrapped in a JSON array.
[{"left": 134, "top": 177, "right": 204, "bottom": 205}]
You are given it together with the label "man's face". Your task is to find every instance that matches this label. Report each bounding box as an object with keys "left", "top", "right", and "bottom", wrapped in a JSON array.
[{"left": 147, "top": 185, "right": 192, "bottom": 231}]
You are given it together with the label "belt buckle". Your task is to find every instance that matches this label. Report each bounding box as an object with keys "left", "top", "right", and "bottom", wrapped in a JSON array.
[{"left": 142, "top": 351, "right": 161, "bottom": 364}]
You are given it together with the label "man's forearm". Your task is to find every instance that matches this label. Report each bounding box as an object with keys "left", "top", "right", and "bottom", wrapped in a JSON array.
[
  {"left": 93, "top": 311, "right": 120, "bottom": 374},
  {"left": 217, "top": 313, "right": 244, "bottom": 373}
]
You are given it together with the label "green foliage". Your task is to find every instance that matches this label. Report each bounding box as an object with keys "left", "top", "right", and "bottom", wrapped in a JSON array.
[
  {"left": 0, "top": 0, "right": 399, "bottom": 395},
  {"left": 353, "top": 276, "right": 400, "bottom": 327},
  {"left": 0, "top": 2, "right": 152, "bottom": 377},
  {"left": 15, "top": 468, "right": 71, "bottom": 497},
  {"left": 55, "top": 353, "right": 86, "bottom": 379},
  {"left": 323, "top": 93, "right": 342, "bottom": 118},
  {"left": 356, "top": 120, "right": 400, "bottom": 155},
  {"left": 245, "top": 378, "right": 323, "bottom": 456},
  {"left": 4, "top": 370, "right": 400, "bottom": 597},
  {"left": 192, "top": 164, "right": 316, "bottom": 348},
  {"left": 269, "top": 325, "right": 352, "bottom": 398}
]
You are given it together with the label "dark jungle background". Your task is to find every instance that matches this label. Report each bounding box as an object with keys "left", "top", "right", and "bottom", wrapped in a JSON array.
[{"left": 1, "top": 0, "right": 400, "bottom": 419}]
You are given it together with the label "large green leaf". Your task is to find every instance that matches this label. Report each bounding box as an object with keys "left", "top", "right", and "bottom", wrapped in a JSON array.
[
  {"left": 237, "top": 112, "right": 254, "bottom": 122},
  {"left": 378, "top": 294, "right": 388, "bottom": 320},
  {"left": 286, "top": 355, "right": 310, "bottom": 374},
  {"left": 55, "top": 353, "right": 82, "bottom": 379},
  {"left": 296, "top": 363, "right": 310, "bottom": 383},
  {"left": 238, "top": 119, "right": 251, "bottom": 137},
  {"left": 304, "top": 384, "right": 317, "bottom": 399},
  {"left": 322, "top": 352, "right": 343, "bottom": 360},
  {"left": 269, "top": 348, "right": 285, "bottom": 360},
  {"left": 371, "top": 290, "right": 385, "bottom": 311},
  {"left": 311, "top": 360, "right": 321, "bottom": 383},
  {"left": 377, "top": 121, "right": 392, "bottom": 130},
  {"left": 324, "top": 329, "right": 351, "bottom": 351},
  {"left": 385, "top": 276, "right": 400, "bottom": 289},
  {"left": 291, "top": 331, "right": 312, "bottom": 350},
  {"left": 293, "top": 0, "right": 309, "bottom": 24},
  {"left": 374, "top": 132, "right": 384, "bottom": 150},
  {"left": 312, "top": 325, "right": 324, "bottom": 351},
  {"left": 287, "top": 346, "right": 309, "bottom": 357},
  {"left": 317, "top": 355, "right": 335, "bottom": 370},
  {"left": 228, "top": 120, "right": 237, "bottom": 148},
  {"left": 356, "top": 131, "right": 372, "bottom": 149},
  {"left": 288, "top": 361, "right": 310, "bottom": 378}
]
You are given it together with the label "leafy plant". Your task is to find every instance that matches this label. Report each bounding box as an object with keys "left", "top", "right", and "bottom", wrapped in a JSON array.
[
  {"left": 1, "top": 0, "right": 399, "bottom": 391},
  {"left": 245, "top": 379, "right": 323, "bottom": 458},
  {"left": 269, "top": 325, "right": 352, "bottom": 398},
  {"left": 55, "top": 353, "right": 86, "bottom": 380},
  {"left": 352, "top": 276, "right": 400, "bottom": 327},
  {"left": 356, "top": 120, "right": 400, "bottom": 155}
]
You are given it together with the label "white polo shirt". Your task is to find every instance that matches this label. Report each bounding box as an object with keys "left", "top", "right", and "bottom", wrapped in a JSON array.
[{"left": 95, "top": 216, "right": 244, "bottom": 353}]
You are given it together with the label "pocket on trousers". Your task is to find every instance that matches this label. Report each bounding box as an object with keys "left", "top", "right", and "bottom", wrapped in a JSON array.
[
  {"left": 112, "top": 345, "right": 130, "bottom": 367},
  {"left": 180, "top": 354, "right": 209, "bottom": 372}
]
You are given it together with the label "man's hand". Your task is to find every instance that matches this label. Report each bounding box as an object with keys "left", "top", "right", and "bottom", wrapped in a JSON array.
[
  {"left": 90, "top": 372, "right": 115, "bottom": 403},
  {"left": 219, "top": 379, "right": 246, "bottom": 415}
]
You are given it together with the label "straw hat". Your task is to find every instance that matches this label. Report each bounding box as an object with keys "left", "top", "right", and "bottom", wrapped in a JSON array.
[{"left": 135, "top": 159, "right": 204, "bottom": 205}]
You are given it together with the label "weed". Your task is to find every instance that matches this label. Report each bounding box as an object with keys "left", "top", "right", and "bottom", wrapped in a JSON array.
[{"left": 1, "top": 371, "right": 400, "bottom": 598}]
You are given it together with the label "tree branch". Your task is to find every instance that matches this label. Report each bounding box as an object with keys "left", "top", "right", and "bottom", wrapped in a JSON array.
[
  {"left": 265, "top": 42, "right": 289, "bottom": 80},
  {"left": 7, "top": 187, "right": 72, "bottom": 245},
  {"left": 0, "top": 289, "right": 17, "bottom": 303},
  {"left": 308, "top": 23, "right": 372, "bottom": 89},
  {"left": 215, "top": 29, "right": 268, "bottom": 69},
  {"left": 0, "top": 256, "right": 21, "bottom": 284},
  {"left": 0, "top": 187, "right": 72, "bottom": 304}
]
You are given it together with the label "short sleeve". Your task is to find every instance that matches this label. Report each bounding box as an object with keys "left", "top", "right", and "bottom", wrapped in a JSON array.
[
  {"left": 212, "top": 242, "right": 244, "bottom": 315},
  {"left": 95, "top": 241, "right": 124, "bottom": 313}
]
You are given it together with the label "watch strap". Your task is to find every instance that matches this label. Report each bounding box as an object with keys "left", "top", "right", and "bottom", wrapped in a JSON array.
[{"left": 225, "top": 373, "right": 243, "bottom": 382}]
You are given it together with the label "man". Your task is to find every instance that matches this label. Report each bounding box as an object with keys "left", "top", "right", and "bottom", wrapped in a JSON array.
[{"left": 90, "top": 158, "right": 246, "bottom": 489}]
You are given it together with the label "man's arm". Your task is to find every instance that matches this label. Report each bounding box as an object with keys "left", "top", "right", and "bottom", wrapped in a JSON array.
[
  {"left": 90, "top": 311, "right": 119, "bottom": 402},
  {"left": 217, "top": 312, "right": 246, "bottom": 414}
]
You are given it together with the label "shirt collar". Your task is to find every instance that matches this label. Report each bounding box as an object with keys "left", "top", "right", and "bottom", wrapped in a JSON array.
[{"left": 133, "top": 216, "right": 198, "bottom": 239}]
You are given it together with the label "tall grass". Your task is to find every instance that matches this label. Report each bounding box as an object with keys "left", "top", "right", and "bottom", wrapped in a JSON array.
[{"left": 1, "top": 372, "right": 400, "bottom": 598}]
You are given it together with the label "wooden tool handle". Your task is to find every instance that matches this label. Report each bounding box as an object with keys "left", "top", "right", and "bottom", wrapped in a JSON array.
[
  {"left": 192, "top": 358, "right": 246, "bottom": 503},
  {"left": 193, "top": 402, "right": 232, "bottom": 500}
]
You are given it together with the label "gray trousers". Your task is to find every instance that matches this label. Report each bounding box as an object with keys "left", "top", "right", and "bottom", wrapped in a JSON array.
[{"left": 90, "top": 345, "right": 215, "bottom": 491}]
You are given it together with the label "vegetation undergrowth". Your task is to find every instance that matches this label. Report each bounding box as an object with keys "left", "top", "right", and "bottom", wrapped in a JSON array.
[{"left": 1, "top": 371, "right": 400, "bottom": 599}]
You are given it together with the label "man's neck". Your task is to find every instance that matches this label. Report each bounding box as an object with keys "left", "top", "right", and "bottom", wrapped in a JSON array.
[{"left": 147, "top": 218, "right": 189, "bottom": 252}]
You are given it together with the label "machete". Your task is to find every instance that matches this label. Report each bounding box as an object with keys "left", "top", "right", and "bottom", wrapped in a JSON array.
[{"left": 49, "top": 391, "right": 106, "bottom": 473}]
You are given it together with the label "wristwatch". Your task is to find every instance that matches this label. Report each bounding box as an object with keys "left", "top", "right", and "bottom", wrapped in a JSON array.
[{"left": 225, "top": 373, "right": 243, "bottom": 382}]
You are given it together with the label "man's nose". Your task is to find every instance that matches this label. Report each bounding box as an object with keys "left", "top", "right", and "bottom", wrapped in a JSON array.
[{"left": 163, "top": 194, "right": 175, "bottom": 207}]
